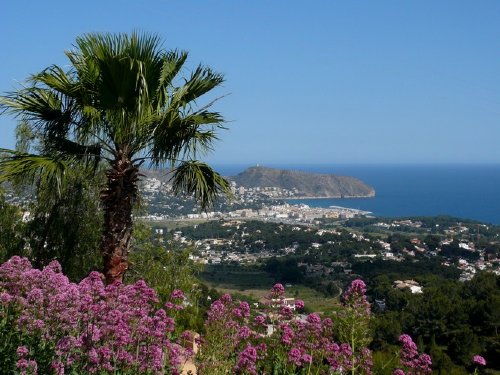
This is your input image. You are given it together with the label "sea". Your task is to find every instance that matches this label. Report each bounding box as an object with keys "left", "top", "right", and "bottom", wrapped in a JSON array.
[{"left": 215, "top": 164, "right": 500, "bottom": 225}]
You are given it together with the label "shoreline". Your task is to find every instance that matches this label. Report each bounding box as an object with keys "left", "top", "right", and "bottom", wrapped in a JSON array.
[{"left": 282, "top": 194, "right": 376, "bottom": 200}]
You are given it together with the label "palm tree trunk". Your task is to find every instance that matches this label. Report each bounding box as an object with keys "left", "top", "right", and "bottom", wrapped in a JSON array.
[{"left": 100, "top": 151, "right": 139, "bottom": 284}]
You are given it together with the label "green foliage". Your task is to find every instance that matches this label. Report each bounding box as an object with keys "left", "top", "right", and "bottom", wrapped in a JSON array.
[
  {"left": 129, "top": 241, "right": 200, "bottom": 301},
  {"left": 170, "top": 161, "right": 232, "bottom": 211},
  {"left": 441, "top": 240, "right": 480, "bottom": 261},
  {"left": 370, "top": 272, "right": 500, "bottom": 372},
  {"left": 354, "top": 258, "right": 461, "bottom": 281},
  {"left": 371, "top": 349, "right": 399, "bottom": 375},
  {"left": 199, "top": 264, "right": 276, "bottom": 290},
  {"left": 0, "top": 122, "right": 103, "bottom": 280},
  {"left": 0, "top": 301, "right": 22, "bottom": 371},
  {"left": 447, "top": 327, "right": 482, "bottom": 366},
  {"left": 264, "top": 257, "right": 304, "bottom": 283},
  {"left": 425, "top": 234, "right": 442, "bottom": 251},
  {"left": 24, "top": 173, "right": 102, "bottom": 280},
  {"left": 0, "top": 190, "right": 25, "bottom": 263},
  {"left": 371, "top": 311, "right": 403, "bottom": 349},
  {"left": 428, "top": 336, "right": 457, "bottom": 375},
  {"left": 128, "top": 223, "right": 206, "bottom": 331}
]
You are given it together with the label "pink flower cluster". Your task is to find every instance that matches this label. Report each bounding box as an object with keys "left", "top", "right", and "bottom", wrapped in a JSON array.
[
  {"left": 1, "top": 257, "right": 436, "bottom": 375},
  {"left": 16, "top": 345, "right": 37, "bottom": 375},
  {"left": 472, "top": 355, "right": 486, "bottom": 366},
  {"left": 199, "top": 281, "right": 374, "bottom": 374},
  {"left": 394, "top": 334, "right": 432, "bottom": 375},
  {"left": 343, "top": 279, "right": 371, "bottom": 317},
  {"left": 165, "top": 289, "right": 185, "bottom": 311},
  {"left": 0, "top": 256, "right": 190, "bottom": 374}
]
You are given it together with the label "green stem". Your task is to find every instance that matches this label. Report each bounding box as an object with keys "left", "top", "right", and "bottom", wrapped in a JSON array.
[{"left": 351, "top": 322, "right": 356, "bottom": 375}]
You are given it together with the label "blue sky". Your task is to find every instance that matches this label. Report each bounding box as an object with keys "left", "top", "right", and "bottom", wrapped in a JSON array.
[{"left": 1, "top": 1, "right": 499, "bottom": 165}]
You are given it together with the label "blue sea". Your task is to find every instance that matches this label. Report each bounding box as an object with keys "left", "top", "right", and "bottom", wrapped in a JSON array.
[{"left": 216, "top": 164, "right": 500, "bottom": 225}]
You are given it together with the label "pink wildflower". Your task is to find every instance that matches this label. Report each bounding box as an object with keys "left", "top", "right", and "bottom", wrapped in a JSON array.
[
  {"left": 272, "top": 283, "right": 285, "bottom": 295},
  {"left": 0, "top": 291, "right": 13, "bottom": 304},
  {"left": 281, "top": 324, "right": 295, "bottom": 345},
  {"left": 306, "top": 313, "right": 321, "bottom": 324},
  {"left": 237, "top": 325, "right": 252, "bottom": 340},
  {"left": 295, "top": 299, "right": 305, "bottom": 310},
  {"left": 0, "top": 256, "right": 184, "bottom": 374},
  {"left": 288, "top": 347, "right": 303, "bottom": 367},
  {"left": 16, "top": 346, "right": 29, "bottom": 358},
  {"left": 343, "top": 279, "right": 370, "bottom": 316},
  {"left": 254, "top": 315, "right": 266, "bottom": 326},
  {"left": 238, "top": 301, "right": 251, "bottom": 317},
  {"left": 170, "top": 289, "right": 185, "bottom": 300},
  {"left": 473, "top": 355, "right": 486, "bottom": 366},
  {"left": 232, "top": 307, "right": 244, "bottom": 318},
  {"left": 16, "top": 358, "right": 37, "bottom": 374},
  {"left": 322, "top": 317, "right": 333, "bottom": 328},
  {"left": 235, "top": 344, "right": 258, "bottom": 374},
  {"left": 398, "top": 334, "right": 432, "bottom": 374},
  {"left": 302, "top": 353, "right": 313, "bottom": 363},
  {"left": 51, "top": 360, "right": 65, "bottom": 375},
  {"left": 180, "top": 330, "right": 193, "bottom": 341},
  {"left": 280, "top": 305, "right": 294, "bottom": 320}
]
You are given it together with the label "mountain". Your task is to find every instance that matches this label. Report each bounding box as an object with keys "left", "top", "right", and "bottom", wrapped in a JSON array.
[{"left": 231, "top": 166, "right": 375, "bottom": 198}]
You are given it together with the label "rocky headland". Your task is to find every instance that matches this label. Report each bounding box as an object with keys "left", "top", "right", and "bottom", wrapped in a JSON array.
[{"left": 230, "top": 166, "right": 375, "bottom": 199}]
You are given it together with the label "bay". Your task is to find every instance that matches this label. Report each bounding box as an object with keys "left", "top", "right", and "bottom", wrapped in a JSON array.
[{"left": 215, "top": 164, "right": 500, "bottom": 225}]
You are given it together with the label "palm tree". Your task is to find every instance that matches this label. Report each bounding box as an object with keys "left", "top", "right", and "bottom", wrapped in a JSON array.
[{"left": 0, "top": 32, "right": 230, "bottom": 283}]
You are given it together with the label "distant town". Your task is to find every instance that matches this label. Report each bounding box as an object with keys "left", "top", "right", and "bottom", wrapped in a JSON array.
[
  {"left": 136, "top": 175, "right": 500, "bottom": 285},
  {"left": 5, "top": 173, "right": 499, "bottom": 288},
  {"left": 139, "top": 176, "right": 371, "bottom": 223}
]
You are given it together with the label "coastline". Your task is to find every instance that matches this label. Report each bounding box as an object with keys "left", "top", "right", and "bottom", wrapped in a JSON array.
[
  {"left": 224, "top": 164, "right": 500, "bottom": 225},
  {"left": 283, "top": 193, "right": 376, "bottom": 200},
  {"left": 284, "top": 198, "right": 374, "bottom": 217}
]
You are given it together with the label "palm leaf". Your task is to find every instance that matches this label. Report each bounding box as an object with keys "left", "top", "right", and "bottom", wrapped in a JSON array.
[
  {"left": 158, "top": 50, "right": 188, "bottom": 88},
  {"left": 149, "top": 106, "right": 225, "bottom": 163},
  {"left": 172, "top": 66, "right": 224, "bottom": 107},
  {"left": 1, "top": 88, "right": 65, "bottom": 124},
  {"left": 33, "top": 66, "right": 79, "bottom": 97},
  {"left": 0, "top": 149, "right": 71, "bottom": 196},
  {"left": 170, "top": 161, "right": 231, "bottom": 210}
]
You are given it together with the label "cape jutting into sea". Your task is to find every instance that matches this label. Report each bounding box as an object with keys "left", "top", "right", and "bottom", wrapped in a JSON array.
[{"left": 216, "top": 164, "right": 500, "bottom": 225}]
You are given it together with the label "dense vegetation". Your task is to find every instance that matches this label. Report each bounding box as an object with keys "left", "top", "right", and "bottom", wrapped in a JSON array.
[
  {"left": 176, "top": 219, "right": 500, "bottom": 373},
  {"left": 2, "top": 257, "right": 443, "bottom": 375},
  {"left": 368, "top": 272, "right": 500, "bottom": 373}
]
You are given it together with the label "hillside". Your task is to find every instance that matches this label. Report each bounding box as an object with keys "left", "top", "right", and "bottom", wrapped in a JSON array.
[{"left": 231, "top": 166, "right": 375, "bottom": 198}]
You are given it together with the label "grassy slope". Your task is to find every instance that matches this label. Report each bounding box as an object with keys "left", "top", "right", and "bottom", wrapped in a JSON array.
[{"left": 199, "top": 265, "right": 341, "bottom": 313}]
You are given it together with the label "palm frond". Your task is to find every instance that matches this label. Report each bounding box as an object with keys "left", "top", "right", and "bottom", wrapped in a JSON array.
[
  {"left": 43, "top": 137, "right": 102, "bottom": 171},
  {"left": 157, "top": 51, "right": 188, "bottom": 89},
  {"left": 0, "top": 85, "right": 80, "bottom": 150},
  {"left": 0, "top": 149, "right": 71, "bottom": 196},
  {"left": 154, "top": 50, "right": 188, "bottom": 110},
  {"left": 32, "top": 66, "right": 78, "bottom": 97},
  {"left": 1, "top": 88, "right": 66, "bottom": 124},
  {"left": 172, "top": 66, "right": 224, "bottom": 107},
  {"left": 149, "top": 108, "right": 224, "bottom": 163},
  {"left": 75, "top": 32, "right": 162, "bottom": 64},
  {"left": 170, "top": 161, "right": 231, "bottom": 210}
]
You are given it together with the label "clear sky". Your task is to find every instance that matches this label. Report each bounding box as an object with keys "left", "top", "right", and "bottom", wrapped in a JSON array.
[{"left": 1, "top": 1, "right": 499, "bottom": 165}]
